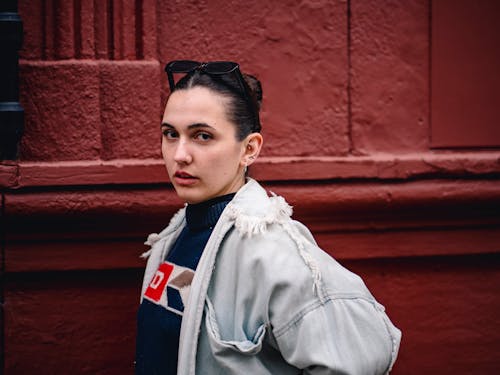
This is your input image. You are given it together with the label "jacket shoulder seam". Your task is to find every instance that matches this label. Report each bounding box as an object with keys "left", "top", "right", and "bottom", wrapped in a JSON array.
[{"left": 273, "top": 293, "right": 377, "bottom": 338}]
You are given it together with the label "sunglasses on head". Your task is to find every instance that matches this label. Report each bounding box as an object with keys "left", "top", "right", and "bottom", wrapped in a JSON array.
[{"left": 164, "top": 60, "right": 259, "bottom": 130}]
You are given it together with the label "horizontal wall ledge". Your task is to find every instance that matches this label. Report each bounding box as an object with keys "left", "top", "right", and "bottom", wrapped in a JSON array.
[
  {"left": 0, "top": 163, "right": 18, "bottom": 187},
  {"left": 1, "top": 151, "right": 499, "bottom": 189},
  {"left": 6, "top": 179, "right": 500, "bottom": 219},
  {"left": 5, "top": 179, "right": 500, "bottom": 272}
]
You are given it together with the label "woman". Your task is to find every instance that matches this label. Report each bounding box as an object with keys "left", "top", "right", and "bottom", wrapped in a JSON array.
[{"left": 136, "top": 60, "right": 401, "bottom": 374}]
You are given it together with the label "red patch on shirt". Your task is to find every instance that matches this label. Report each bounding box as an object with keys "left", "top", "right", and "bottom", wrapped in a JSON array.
[{"left": 144, "top": 262, "right": 174, "bottom": 302}]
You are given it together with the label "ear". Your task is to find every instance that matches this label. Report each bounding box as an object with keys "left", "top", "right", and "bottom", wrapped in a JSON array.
[{"left": 241, "top": 133, "right": 263, "bottom": 167}]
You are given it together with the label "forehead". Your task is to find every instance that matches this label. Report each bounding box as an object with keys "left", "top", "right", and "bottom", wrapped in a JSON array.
[{"left": 163, "top": 86, "right": 231, "bottom": 127}]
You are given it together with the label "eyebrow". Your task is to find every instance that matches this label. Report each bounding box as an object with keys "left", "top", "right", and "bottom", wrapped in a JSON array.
[{"left": 160, "top": 122, "right": 216, "bottom": 131}]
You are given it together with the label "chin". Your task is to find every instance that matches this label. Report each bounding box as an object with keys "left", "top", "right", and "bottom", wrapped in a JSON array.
[{"left": 174, "top": 187, "right": 205, "bottom": 204}]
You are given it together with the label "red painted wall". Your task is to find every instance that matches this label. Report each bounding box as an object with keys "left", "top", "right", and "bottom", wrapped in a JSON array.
[{"left": 1, "top": 0, "right": 500, "bottom": 374}]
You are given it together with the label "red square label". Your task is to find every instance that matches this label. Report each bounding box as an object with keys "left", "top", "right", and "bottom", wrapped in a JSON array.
[{"left": 144, "top": 262, "right": 174, "bottom": 302}]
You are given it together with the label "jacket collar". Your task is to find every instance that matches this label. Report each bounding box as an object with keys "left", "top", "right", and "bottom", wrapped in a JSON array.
[
  {"left": 225, "top": 178, "right": 293, "bottom": 237},
  {"left": 142, "top": 178, "right": 293, "bottom": 252}
]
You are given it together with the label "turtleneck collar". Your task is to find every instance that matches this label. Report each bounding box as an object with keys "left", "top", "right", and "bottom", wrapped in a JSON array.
[{"left": 185, "top": 193, "right": 236, "bottom": 231}]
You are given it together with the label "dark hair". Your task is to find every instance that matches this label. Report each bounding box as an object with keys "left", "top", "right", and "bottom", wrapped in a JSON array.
[{"left": 172, "top": 70, "right": 262, "bottom": 141}]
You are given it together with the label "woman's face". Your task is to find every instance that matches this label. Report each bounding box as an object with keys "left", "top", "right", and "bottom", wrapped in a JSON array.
[{"left": 161, "top": 86, "right": 252, "bottom": 204}]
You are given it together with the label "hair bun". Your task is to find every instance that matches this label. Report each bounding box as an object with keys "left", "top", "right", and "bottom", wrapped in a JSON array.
[{"left": 243, "top": 74, "right": 263, "bottom": 111}]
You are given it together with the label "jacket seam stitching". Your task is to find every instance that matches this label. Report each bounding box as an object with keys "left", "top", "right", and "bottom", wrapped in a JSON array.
[
  {"left": 379, "top": 310, "right": 400, "bottom": 374},
  {"left": 273, "top": 293, "right": 376, "bottom": 338}
]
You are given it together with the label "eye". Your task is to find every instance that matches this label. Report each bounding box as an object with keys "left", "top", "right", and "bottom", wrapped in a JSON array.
[
  {"left": 162, "top": 128, "right": 178, "bottom": 139},
  {"left": 194, "top": 132, "right": 213, "bottom": 142}
]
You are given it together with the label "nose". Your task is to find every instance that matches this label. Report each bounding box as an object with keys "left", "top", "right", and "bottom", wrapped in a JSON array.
[{"left": 173, "top": 140, "right": 193, "bottom": 164}]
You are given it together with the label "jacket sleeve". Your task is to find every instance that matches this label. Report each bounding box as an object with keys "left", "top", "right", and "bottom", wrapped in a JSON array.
[
  {"left": 267, "top": 222, "right": 401, "bottom": 374},
  {"left": 272, "top": 292, "right": 401, "bottom": 375}
]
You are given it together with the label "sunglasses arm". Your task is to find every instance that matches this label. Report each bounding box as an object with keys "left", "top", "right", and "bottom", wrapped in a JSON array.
[{"left": 166, "top": 71, "right": 176, "bottom": 92}]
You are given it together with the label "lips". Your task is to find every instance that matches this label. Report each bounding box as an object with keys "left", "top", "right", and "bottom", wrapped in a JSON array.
[
  {"left": 173, "top": 171, "right": 198, "bottom": 186},
  {"left": 175, "top": 171, "right": 195, "bottom": 178}
]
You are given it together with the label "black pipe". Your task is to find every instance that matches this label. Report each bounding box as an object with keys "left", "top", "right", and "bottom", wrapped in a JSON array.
[
  {"left": 0, "top": 0, "right": 24, "bottom": 160},
  {"left": 0, "top": 194, "right": 5, "bottom": 374}
]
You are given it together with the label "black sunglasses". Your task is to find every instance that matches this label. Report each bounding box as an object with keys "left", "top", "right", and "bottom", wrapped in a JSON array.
[{"left": 164, "top": 60, "right": 259, "bottom": 130}]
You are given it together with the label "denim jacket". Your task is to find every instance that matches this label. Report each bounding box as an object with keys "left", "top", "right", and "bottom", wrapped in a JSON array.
[{"left": 140, "top": 179, "right": 401, "bottom": 374}]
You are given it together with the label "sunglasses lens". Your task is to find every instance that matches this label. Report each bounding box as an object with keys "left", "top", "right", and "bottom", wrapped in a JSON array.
[
  {"left": 203, "top": 61, "right": 238, "bottom": 74},
  {"left": 167, "top": 60, "right": 200, "bottom": 73}
]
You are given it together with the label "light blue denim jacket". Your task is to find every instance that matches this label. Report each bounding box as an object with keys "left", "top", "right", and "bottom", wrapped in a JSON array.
[{"left": 141, "top": 179, "right": 401, "bottom": 374}]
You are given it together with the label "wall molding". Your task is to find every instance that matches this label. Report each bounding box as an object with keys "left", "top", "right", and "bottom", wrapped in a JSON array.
[
  {"left": 1, "top": 152, "right": 499, "bottom": 189},
  {"left": 5, "top": 178, "right": 500, "bottom": 273}
]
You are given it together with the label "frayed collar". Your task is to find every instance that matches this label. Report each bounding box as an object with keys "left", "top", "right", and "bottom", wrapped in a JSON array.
[{"left": 226, "top": 193, "right": 293, "bottom": 237}]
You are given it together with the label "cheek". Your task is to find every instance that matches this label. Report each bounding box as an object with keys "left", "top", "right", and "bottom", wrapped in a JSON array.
[
  {"left": 161, "top": 142, "right": 174, "bottom": 170},
  {"left": 211, "top": 147, "right": 243, "bottom": 173},
  {"left": 161, "top": 139, "right": 170, "bottom": 159}
]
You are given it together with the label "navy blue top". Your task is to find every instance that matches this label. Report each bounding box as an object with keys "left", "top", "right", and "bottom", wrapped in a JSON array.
[{"left": 135, "top": 193, "right": 235, "bottom": 375}]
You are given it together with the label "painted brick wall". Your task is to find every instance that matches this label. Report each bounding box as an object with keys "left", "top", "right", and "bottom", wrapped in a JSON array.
[{"left": 1, "top": 1, "right": 500, "bottom": 374}]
